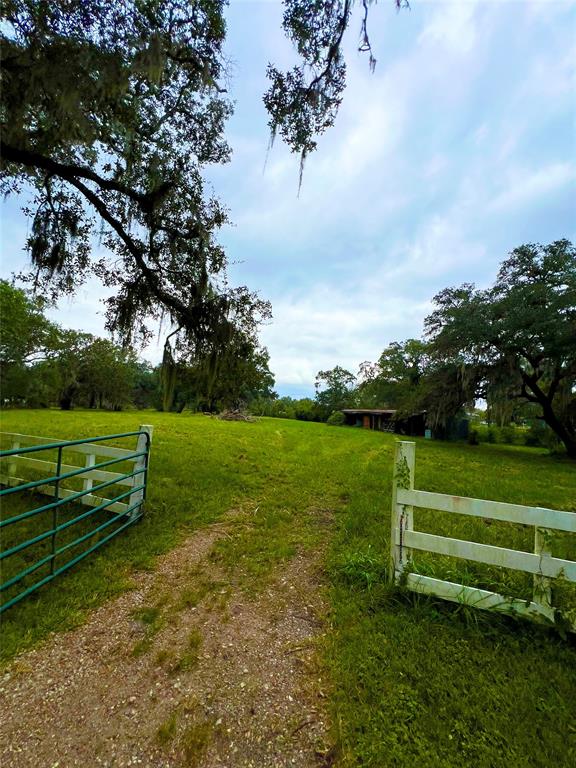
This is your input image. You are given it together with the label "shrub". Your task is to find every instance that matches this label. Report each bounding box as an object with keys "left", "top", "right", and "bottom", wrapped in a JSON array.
[
  {"left": 327, "top": 410, "right": 345, "bottom": 426},
  {"left": 468, "top": 429, "right": 479, "bottom": 446},
  {"left": 501, "top": 426, "right": 516, "bottom": 444}
]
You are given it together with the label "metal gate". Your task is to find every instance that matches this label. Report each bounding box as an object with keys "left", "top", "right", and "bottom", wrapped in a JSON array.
[{"left": 0, "top": 425, "right": 153, "bottom": 613}]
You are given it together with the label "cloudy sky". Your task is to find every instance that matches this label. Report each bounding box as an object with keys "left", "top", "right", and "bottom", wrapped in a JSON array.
[{"left": 2, "top": 0, "right": 575, "bottom": 397}]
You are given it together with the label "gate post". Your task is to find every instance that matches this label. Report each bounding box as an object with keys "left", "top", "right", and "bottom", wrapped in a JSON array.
[
  {"left": 129, "top": 425, "right": 153, "bottom": 519},
  {"left": 391, "top": 441, "right": 415, "bottom": 583}
]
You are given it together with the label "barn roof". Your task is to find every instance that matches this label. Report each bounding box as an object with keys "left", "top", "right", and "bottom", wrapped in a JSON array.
[{"left": 341, "top": 409, "right": 397, "bottom": 415}]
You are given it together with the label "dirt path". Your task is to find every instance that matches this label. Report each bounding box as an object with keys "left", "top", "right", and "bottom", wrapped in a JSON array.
[{"left": 0, "top": 516, "right": 333, "bottom": 767}]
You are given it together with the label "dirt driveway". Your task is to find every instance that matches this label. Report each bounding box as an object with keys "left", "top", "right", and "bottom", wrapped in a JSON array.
[{"left": 0, "top": 516, "right": 334, "bottom": 767}]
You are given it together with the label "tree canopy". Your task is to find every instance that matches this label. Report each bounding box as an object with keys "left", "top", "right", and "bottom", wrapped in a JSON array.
[
  {"left": 0, "top": 280, "right": 272, "bottom": 412},
  {"left": 356, "top": 339, "right": 429, "bottom": 414},
  {"left": 1, "top": 0, "right": 404, "bottom": 356},
  {"left": 425, "top": 240, "right": 576, "bottom": 457},
  {"left": 314, "top": 365, "right": 356, "bottom": 419}
]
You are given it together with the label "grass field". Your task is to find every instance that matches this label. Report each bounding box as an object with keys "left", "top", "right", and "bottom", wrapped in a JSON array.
[{"left": 1, "top": 410, "right": 575, "bottom": 767}]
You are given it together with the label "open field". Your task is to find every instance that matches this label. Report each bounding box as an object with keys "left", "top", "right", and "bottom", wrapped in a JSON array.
[{"left": 1, "top": 410, "right": 575, "bottom": 767}]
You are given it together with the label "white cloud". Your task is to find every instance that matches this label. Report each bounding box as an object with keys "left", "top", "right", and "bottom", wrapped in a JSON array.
[
  {"left": 261, "top": 286, "right": 430, "bottom": 388},
  {"left": 489, "top": 162, "right": 576, "bottom": 212},
  {"left": 260, "top": 208, "right": 490, "bottom": 391},
  {"left": 3, "top": 0, "right": 575, "bottom": 399},
  {"left": 418, "top": 1, "right": 479, "bottom": 56}
]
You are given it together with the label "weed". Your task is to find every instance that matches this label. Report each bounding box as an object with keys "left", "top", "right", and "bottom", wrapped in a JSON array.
[
  {"left": 156, "top": 629, "right": 203, "bottom": 674},
  {"left": 174, "top": 629, "right": 203, "bottom": 673},
  {"left": 130, "top": 604, "right": 165, "bottom": 656},
  {"left": 331, "top": 546, "right": 388, "bottom": 590},
  {"left": 156, "top": 710, "right": 179, "bottom": 746},
  {"left": 180, "top": 719, "right": 213, "bottom": 766}
]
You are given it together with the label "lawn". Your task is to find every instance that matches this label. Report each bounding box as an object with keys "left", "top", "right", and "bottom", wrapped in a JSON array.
[{"left": 1, "top": 409, "right": 575, "bottom": 767}]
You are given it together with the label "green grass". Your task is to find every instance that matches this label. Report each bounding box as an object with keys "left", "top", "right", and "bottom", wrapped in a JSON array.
[
  {"left": 1, "top": 409, "right": 575, "bottom": 767},
  {"left": 325, "top": 436, "right": 576, "bottom": 767}
]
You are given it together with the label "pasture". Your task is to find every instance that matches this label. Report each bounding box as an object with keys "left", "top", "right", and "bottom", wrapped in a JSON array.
[{"left": 1, "top": 410, "right": 575, "bottom": 767}]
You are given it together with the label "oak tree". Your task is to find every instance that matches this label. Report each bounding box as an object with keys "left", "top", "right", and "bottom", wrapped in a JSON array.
[
  {"left": 1, "top": 1, "right": 403, "bottom": 355},
  {"left": 425, "top": 240, "right": 576, "bottom": 458}
]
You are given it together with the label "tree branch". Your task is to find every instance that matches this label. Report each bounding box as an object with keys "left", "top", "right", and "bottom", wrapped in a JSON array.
[
  {"left": 0, "top": 141, "right": 173, "bottom": 212},
  {"left": 61, "top": 173, "right": 192, "bottom": 325},
  {"left": 306, "top": 0, "right": 352, "bottom": 93}
]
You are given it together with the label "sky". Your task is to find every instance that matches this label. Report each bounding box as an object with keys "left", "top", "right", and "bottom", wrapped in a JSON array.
[{"left": 1, "top": 0, "right": 575, "bottom": 398}]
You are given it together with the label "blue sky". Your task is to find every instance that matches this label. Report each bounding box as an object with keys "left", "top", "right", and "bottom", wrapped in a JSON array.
[{"left": 2, "top": 0, "right": 575, "bottom": 398}]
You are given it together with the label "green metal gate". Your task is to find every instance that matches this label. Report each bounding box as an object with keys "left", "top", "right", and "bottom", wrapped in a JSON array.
[{"left": 0, "top": 426, "right": 152, "bottom": 613}]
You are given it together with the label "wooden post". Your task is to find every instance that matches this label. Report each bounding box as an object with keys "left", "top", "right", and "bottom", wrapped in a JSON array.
[
  {"left": 128, "top": 425, "right": 153, "bottom": 519},
  {"left": 83, "top": 453, "right": 95, "bottom": 495},
  {"left": 7, "top": 440, "right": 20, "bottom": 487},
  {"left": 391, "top": 441, "right": 415, "bottom": 583},
  {"left": 533, "top": 527, "right": 552, "bottom": 610}
]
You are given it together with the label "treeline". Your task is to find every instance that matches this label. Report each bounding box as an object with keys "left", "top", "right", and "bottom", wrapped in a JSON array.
[
  {"left": 257, "top": 241, "right": 575, "bottom": 458},
  {"left": 2, "top": 240, "right": 574, "bottom": 457},
  {"left": 0, "top": 281, "right": 274, "bottom": 412}
]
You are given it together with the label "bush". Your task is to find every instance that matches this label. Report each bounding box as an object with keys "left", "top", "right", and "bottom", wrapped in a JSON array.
[
  {"left": 468, "top": 428, "right": 479, "bottom": 446},
  {"left": 501, "top": 426, "right": 515, "bottom": 444},
  {"left": 470, "top": 423, "right": 526, "bottom": 446},
  {"left": 524, "top": 423, "right": 547, "bottom": 447},
  {"left": 327, "top": 410, "right": 345, "bottom": 426}
]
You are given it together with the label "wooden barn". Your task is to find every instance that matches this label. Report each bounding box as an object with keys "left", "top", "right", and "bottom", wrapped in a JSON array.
[{"left": 341, "top": 409, "right": 426, "bottom": 437}]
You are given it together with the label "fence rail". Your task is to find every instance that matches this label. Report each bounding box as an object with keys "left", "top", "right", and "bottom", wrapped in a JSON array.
[
  {"left": 391, "top": 441, "right": 575, "bottom": 629},
  {"left": 0, "top": 425, "right": 153, "bottom": 613}
]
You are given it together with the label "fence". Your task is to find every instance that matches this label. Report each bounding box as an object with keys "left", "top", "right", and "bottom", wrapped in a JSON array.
[
  {"left": 391, "top": 441, "right": 576, "bottom": 628},
  {"left": 0, "top": 426, "right": 153, "bottom": 613}
]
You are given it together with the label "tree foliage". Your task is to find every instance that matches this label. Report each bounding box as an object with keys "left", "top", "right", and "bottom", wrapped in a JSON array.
[
  {"left": 1, "top": 0, "right": 404, "bottom": 354},
  {"left": 314, "top": 365, "right": 356, "bottom": 419},
  {"left": 356, "top": 339, "right": 429, "bottom": 414},
  {"left": 0, "top": 281, "right": 143, "bottom": 409},
  {"left": 0, "top": 279, "right": 58, "bottom": 366},
  {"left": 425, "top": 240, "right": 576, "bottom": 457},
  {"left": 265, "top": 0, "right": 408, "bottom": 180},
  {"left": 1, "top": 0, "right": 269, "bottom": 358},
  {"left": 161, "top": 335, "right": 275, "bottom": 413}
]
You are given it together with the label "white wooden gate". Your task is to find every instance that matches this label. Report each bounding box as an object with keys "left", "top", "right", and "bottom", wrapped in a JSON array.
[{"left": 391, "top": 441, "right": 576, "bottom": 628}]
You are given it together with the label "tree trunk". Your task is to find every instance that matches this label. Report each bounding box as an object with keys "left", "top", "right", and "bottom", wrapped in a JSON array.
[
  {"left": 530, "top": 386, "right": 576, "bottom": 459},
  {"left": 60, "top": 391, "right": 74, "bottom": 410}
]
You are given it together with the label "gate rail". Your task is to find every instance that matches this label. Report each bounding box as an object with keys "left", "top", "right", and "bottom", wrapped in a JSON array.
[
  {"left": 0, "top": 425, "right": 153, "bottom": 613},
  {"left": 391, "top": 441, "right": 576, "bottom": 629}
]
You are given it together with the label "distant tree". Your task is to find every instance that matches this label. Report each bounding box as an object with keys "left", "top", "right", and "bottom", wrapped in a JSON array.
[
  {"left": 132, "top": 362, "right": 160, "bottom": 410},
  {"left": 416, "top": 362, "right": 476, "bottom": 434},
  {"left": 425, "top": 240, "right": 576, "bottom": 458},
  {"left": 271, "top": 396, "right": 298, "bottom": 420},
  {"left": 0, "top": 280, "right": 58, "bottom": 367},
  {"left": 293, "top": 397, "right": 322, "bottom": 422},
  {"left": 314, "top": 365, "right": 356, "bottom": 420},
  {"left": 210, "top": 340, "right": 275, "bottom": 411},
  {"left": 80, "top": 338, "right": 139, "bottom": 409},
  {"left": 43, "top": 330, "right": 95, "bottom": 410},
  {"left": 0, "top": 280, "right": 60, "bottom": 403},
  {"left": 248, "top": 392, "right": 279, "bottom": 417},
  {"left": 161, "top": 333, "right": 275, "bottom": 413},
  {"left": 356, "top": 339, "right": 430, "bottom": 414}
]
